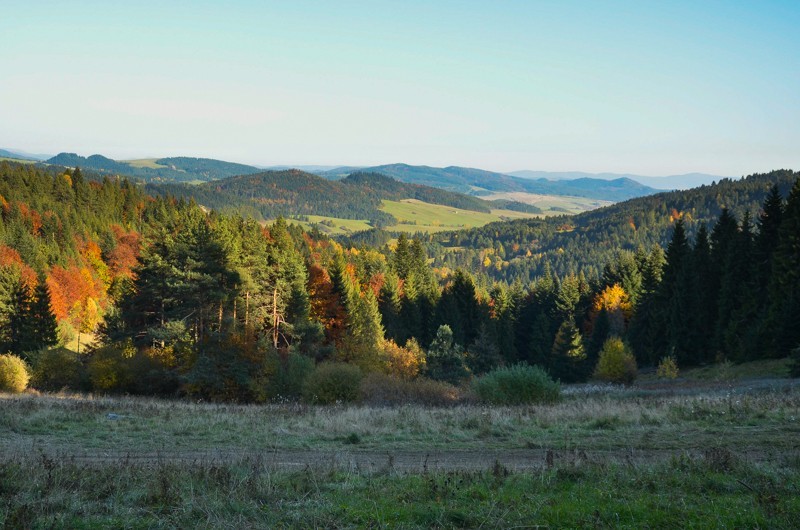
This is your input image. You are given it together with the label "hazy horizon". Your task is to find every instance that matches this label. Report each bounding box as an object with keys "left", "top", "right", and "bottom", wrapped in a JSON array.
[{"left": 2, "top": 1, "right": 798, "bottom": 176}]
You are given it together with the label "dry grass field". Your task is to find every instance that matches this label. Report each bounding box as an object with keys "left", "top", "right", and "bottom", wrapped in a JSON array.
[{"left": 1, "top": 369, "right": 798, "bottom": 527}]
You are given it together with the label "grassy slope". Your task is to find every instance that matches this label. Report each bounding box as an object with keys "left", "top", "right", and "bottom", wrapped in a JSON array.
[
  {"left": 122, "top": 158, "right": 168, "bottom": 169},
  {"left": 381, "top": 199, "right": 540, "bottom": 233},
  {"left": 481, "top": 191, "right": 613, "bottom": 214},
  {"left": 284, "top": 199, "right": 542, "bottom": 235},
  {"left": 0, "top": 157, "right": 36, "bottom": 165}
]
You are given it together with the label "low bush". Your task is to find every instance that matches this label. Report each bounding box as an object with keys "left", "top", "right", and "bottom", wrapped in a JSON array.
[
  {"left": 383, "top": 338, "right": 426, "bottom": 380},
  {"left": 302, "top": 362, "right": 363, "bottom": 404},
  {"left": 255, "top": 350, "right": 315, "bottom": 402},
  {"left": 594, "top": 337, "right": 637, "bottom": 385},
  {"left": 472, "top": 364, "right": 560, "bottom": 405},
  {"left": 360, "top": 372, "right": 461, "bottom": 406},
  {"left": 657, "top": 356, "right": 679, "bottom": 379},
  {"left": 87, "top": 340, "right": 137, "bottom": 392},
  {"left": 0, "top": 353, "right": 30, "bottom": 393},
  {"left": 29, "top": 347, "right": 88, "bottom": 391}
]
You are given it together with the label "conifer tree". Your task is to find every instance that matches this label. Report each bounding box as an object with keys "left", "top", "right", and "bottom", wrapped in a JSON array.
[
  {"left": 689, "top": 224, "right": 714, "bottom": 362},
  {"left": 708, "top": 208, "right": 738, "bottom": 353},
  {"left": 657, "top": 220, "right": 694, "bottom": 364},
  {"left": 755, "top": 186, "right": 784, "bottom": 306},
  {"left": 720, "top": 212, "right": 758, "bottom": 360},
  {"left": 425, "top": 324, "right": 470, "bottom": 385},
  {"left": 766, "top": 178, "right": 800, "bottom": 357},
  {"left": 467, "top": 323, "right": 501, "bottom": 375},
  {"left": 7, "top": 280, "right": 34, "bottom": 357},
  {"left": 549, "top": 318, "right": 587, "bottom": 382},
  {"left": 30, "top": 275, "right": 58, "bottom": 350},
  {"left": 378, "top": 271, "right": 404, "bottom": 344},
  {"left": 435, "top": 269, "right": 482, "bottom": 347}
]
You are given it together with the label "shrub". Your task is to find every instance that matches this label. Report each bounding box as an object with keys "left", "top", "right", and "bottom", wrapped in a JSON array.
[
  {"left": 302, "top": 362, "right": 363, "bottom": 404},
  {"left": 425, "top": 325, "right": 470, "bottom": 385},
  {"left": 594, "top": 337, "right": 637, "bottom": 385},
  {"left": 657, "top": 356, "right": 679, "bottom": 379},
  {"left": 87, "top": 340, "right": 137, "bottom": 392},
  {"left": 128, "top": 347, "right": 180, "bottom": 396},
  {"left": 383, "top": 339, "right": 425, "bottom": 380},
  {"left": 360, "top": 372, "right": 461, "bottom": 406},
  {"left": 0, "top": 354, "right": 30, "bottom": 393},
  {"left": 472, "top": 364, "right": 560, "bottom": 405},
  {"left": 255, "top": 350, "right": 315, "bottom": 402},
  {"left": 29, "top": 347, "right": 88, "bottom": 391}
]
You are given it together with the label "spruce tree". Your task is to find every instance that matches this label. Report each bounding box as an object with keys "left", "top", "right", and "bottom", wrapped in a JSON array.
[
  {"left": 766, "top": 178, "right": 800, "bottom": 357},
  {"left": 755, "top": 186, "right": 784, "bottom": 308},
  {"left": 658, "top": 220, "right": 694, "bottom": 364},
  {"left": 721, "top": 213, "right": 758, "bottom": 360},
  {"left": 425, "top": 324, "right": 470, "bottom": 385},
  {"left": 708, "top": 208, "right": 739, "bottom": 354},
  {"left": 7, "top": 280, "right": 34, "bottom": 357},
  {"left": 467, "top": 323, "right": 502, "bottom": 376},
  {"left": 30, "top": 276, "right": 58, "bottom": 350},
  {"left": 689, "top": 225, "right": 714, "bottom": 363},
  {"left": 549, "top": 318, "right": 587, "bottom": 382}
]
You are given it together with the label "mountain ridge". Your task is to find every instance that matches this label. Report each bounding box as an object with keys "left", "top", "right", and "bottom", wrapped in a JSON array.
[
  {"left": 321, "top": 163, "right": 659, "bottom": 201},
  {"left": 508, "top": 170, "right": 728, "bottom": 190}
]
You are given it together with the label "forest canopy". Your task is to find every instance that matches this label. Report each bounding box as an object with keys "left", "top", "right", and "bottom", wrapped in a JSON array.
[{"left": 1, "top": 161, "right": 798, "bottom": 401}]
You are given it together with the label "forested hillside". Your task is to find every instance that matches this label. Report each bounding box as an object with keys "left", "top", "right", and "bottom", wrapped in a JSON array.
[
  {"left": 0, "top": 161, "right": 150, "bottom": 352},
  {"left": 46, "top": 153, "right": 259, "bottom": 183},
  {"left": 322, "top": 163, "right": 659, "bottom": 201},
  {"left": 425, "top": 170, "right": 798, "bottom": 282},
  {"left": 149, "top": 170, "right": 495, "bottom": 226},
  {"left": 2, "top": 161, "right": 798, "bottom": 403}
]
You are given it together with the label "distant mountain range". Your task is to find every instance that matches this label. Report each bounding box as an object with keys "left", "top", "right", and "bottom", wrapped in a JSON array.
[
  {"left": 0, "top": 148, "right": 51, "bottom": 161},
  {"left": 318, "top": 163, "right": 659, "bottom": 202},
  {"left": 39, "top": 153, "right": 661, "bottom": 202},
  {"left": 3, "top": 148, "right": 730, "bottom": 194},
  {"left": 507, "top": 170, "right": 727, "bottom": 190},
  {"left": 46, "top": 153, "right": 260, "bottom": 183},
  {"left": 147, "top": 170, "right": 507, "bottom": 225}
]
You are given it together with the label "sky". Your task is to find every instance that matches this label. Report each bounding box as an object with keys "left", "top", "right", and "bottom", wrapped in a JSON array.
[{"left": 1, "top": 0, "right": 799, "bottom": 176}]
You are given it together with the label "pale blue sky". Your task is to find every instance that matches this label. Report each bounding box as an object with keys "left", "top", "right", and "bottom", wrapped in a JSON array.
[{"left": 1, "top": 0, "right": 798, "bottom": 175}]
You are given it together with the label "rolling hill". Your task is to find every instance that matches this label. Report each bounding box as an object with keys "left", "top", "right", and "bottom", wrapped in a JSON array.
[
  {"left": 508, "top": 170, "right": 727, "bottom": 190},
  {"left": 321, "top": 163, "right": 659, "bottom": 201},
  {"left": 147, "top": 170, "right": 531, "bottom": 228},
  {"left": 46, "top": 153, "right": 260, "bottom": 183},
  {"left": 426, "top": 170, "right": 798, "bottom": 282},
  {"left": 42, "top": 152, "right": 661, "bottom": 203}
]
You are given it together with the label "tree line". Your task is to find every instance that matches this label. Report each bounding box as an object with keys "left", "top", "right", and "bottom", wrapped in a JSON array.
[{"left": 1, "top": 160, "right": 798, "bottom": 401}]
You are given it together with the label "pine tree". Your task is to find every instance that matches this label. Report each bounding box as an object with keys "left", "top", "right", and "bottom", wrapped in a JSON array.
[
  {"left": 658, "top": 220, "right": 694, "bottom": 364},
  {"left": 425, "top": 324, "right": 470, "bottom": 385},
  {"left": 755, "top": 186, "right": 784, "bottom": 307},
  {"left": 435, "top": 269, "right": 482, "bottom": 347},
  {"left": 601, "top": 251, "right": 643, "bottom": 305},
  {"left": 689, "top": 225, "right": 714, "bottom": 363},
  {"left": 720, "top": 212, "right": 758, "bottom": 360},
  {"left": 708, "top": 208, "right": 739, "bottom": 354},
  {"left": 378, "top": 271, "right": 405, "bottom": 344},
  {"left": 29, "top": 275, "right": 58, "bottom": 350},
  {"left": 467, "top": 323, "right": 501, "bottom": 376},
  {"left": 549, "top": 318, "right": 587, "bottom": 383},
  {"left": 7, "top": 280, "right": 35, "bottom": 357},
  {"left": 765, "top": 178, "right": 800, "bottom": 357}
]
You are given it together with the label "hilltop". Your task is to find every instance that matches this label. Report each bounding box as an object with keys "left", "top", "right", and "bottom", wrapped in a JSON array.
[
  {"left": 46, "top": 153, "right": 260, "bottom": 183},
  {"left": 321, "top": 163, "right": 659, "bottom": 202},
  {"left": 508, "top": 170, "right": 727, "bottom": 190}
]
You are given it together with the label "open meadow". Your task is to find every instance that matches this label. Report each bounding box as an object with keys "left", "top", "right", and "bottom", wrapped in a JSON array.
[{"left": 1, "top": 368, "right": 798, "bottom": 528}]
